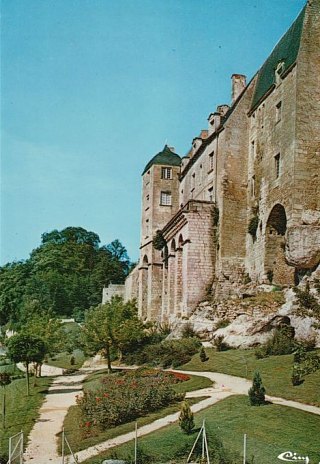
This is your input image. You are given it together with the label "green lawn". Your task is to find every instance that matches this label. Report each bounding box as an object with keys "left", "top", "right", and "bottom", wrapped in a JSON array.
[
  {"left": 81, "top": 395, "right": 320, "bottom": 464},
  {"left": 182, "top": 348, "right": 320, "bottom": 406},
  {"left": 46, "top": 349, "right": 86, "bottom": 370},
  {"left": 59, "top": 369, "right": 212, "bottom": 453},
  {"left": 0, "top": 376, "right": 52, "bottom": 460}
]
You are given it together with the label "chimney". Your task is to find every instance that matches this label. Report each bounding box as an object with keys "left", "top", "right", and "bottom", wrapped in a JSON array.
[{"left": 231, "top": 74, "right": 246, "bottom": 104}]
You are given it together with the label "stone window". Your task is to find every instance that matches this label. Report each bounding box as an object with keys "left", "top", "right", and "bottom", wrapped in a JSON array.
[
  {"left": 161, "top": 167, "right": 172, "bottom": 179},
  {"left": 208, "top": 187, "right": 213, "bottom": 202},
  {"left": 191, "top": 173, "right": 195, "bottom": 191},
  {"left": 250, "top": 140, "right": 255, "bottom": 161},
  {"left": 146, "top": 194, "right": 149, "bottom": 201},
  {"left": 275, "top": 153, "right": 281, "bottom": 178},
  {"left": 160, "top": 191, "right": 172, "bottom": 206},
  {"left": 251, "top": 175, "right": 255, "bottom": 197},
  {"left": 208, "top": 151, "right": 214, "bottom": 172},
  {"left": 276, "top": 101, "right": 282, "bottom": 123}
]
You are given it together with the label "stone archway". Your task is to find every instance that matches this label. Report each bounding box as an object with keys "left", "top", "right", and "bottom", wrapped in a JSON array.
[{"left": 264, "top": 204, "right": 294, "bottom": 285}]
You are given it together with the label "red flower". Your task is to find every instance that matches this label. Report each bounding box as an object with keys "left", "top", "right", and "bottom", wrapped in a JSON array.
[{"left": 85, "top": 421, "right": 91, "bottom": 428}]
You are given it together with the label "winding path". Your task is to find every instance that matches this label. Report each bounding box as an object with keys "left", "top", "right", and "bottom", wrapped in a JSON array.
[{"left": 23, "top": 367, "right": 320, "bottom": 463}]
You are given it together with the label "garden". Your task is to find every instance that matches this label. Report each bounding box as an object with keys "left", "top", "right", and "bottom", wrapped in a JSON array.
[{"left": 77, "top": 368, "right": 187, "bottom": 433}]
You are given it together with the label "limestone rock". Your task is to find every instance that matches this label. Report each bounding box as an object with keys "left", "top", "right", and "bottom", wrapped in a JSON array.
[
  {"left": 285, "top": 225, "right": 320, "bottom": 268},
  {"left": 302, "top": 209, "right": 320, "bottom": 225}
]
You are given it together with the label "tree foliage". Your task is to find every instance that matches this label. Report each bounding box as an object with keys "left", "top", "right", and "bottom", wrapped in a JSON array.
[
  {"left": 81, "top": 297, "right": 145, "bottom": 372},
  {"left": 6, "top": 333, "right": 46, "bottom": 395},
  {"left": 179, "top": 400, "right": 194, "bottom": 434},
  {"left": 0, "top": 227, "right": 132, "bottom": 325},
  {"left": 248, "top": 371, "right": 266, "bottom": 406}
]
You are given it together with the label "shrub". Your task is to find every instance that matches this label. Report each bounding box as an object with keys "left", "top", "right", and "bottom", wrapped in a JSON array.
[
  {"left": 124, "top": 337, "right": 201, "bottom": 368},
  {"left": 214, "top": 318, "right": 230, "bottom": 330},
  {"left": 152, "top": 230, "right": 166, "bottom": 250},
  {"left": 181, "top": 322, "right": 197, "bottom": 339},
  {"left": 254, "top": 346, "right": 269, "bottom": 359},
  {"left": 248, "top": 216, "right": 259, "bottom": 239},
  {"left": 248, "top": 371, "right": 266, "bottom": 406},
  {"left": 267, "top": 270, "right": 273, "bottom": 284},
  {"left": 179, "top": 400, "right": 194, "bottom": 434},
  {"left": 77, "top": 369, "right": 184, "bottom": 431},
  {"left": 291, "top": 364, "right": 304, "bottom": 386},
  {"left": 199, "top": 346, "right": 208, "bottom": 362},
  {"left": 70, "top": 355, "right": 75, "bottom": 366},
  {"left": 213, "top": 335, "right": 230, "bottom": 352},
  {"left": 263, "top": 325, "right": 296, "bottom": 356}
]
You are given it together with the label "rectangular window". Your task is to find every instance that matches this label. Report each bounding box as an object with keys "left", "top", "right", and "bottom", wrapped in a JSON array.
[
  {"left": 251, "top": 175, "right": 255, "bottom": 197},
  {"left": 276, "top": 101, "right": 282, "bottom": 123},
  {"left": 275, "top": 153, "right": 280, "bottom": 178},
  {"left": 160, "top": 191, "right": 172, "bottom": 206},
  {"left": 250, "top": 140, "right": 255, "bottom": 160},
  {"left": 191, "top": 172, "right": 195, "bottom": 190},
  {"left": 208, "top": 187, "right": 213, "bottom": 202},
  {"left": 209, "top": 152, "right": 214, "bottom": 171},
  {"left": 161, "top": 167, "right": 172, "bottom": 179}
]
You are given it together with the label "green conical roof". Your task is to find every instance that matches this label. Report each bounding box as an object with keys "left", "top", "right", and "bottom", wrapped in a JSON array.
[{"left": 142, "top": 145, "right": 181, "bottom": 175}]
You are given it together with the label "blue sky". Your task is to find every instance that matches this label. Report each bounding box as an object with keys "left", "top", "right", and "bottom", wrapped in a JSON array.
[{"left": 1, "top": 0, "right": 305, "bottom": 265}]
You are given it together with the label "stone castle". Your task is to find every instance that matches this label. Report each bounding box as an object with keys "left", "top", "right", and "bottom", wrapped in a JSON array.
[{"left": 103, "top": 0, "right": 320, "bottom": 323}]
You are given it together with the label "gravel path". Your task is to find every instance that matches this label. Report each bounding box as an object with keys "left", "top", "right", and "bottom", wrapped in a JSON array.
[
  {"left": 24, "top": 372, "right": 86, "bottom": 464},
  {"left": 23, "top": 367, "right": 320, "bottom": 463}
]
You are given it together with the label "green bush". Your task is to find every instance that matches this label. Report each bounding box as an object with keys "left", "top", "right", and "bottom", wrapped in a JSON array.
[
  {"left": 213, "top": 335, "right": 230, "bottom": 352},
  {"left": 254, "top": 346, "right": 269, "bottom": 359},
  {"left": 77, "top": 370, "right": 184, "bottom": 432},
  {"left": 181, "top": 323, "right": 197, "bottom": 339},
  {"left": 179, "top": 400, "right": 194, "bottom": 434},
  {"left": 248, "top": 371, "right": 266, "bottom": 406},
  {"left": 214, "top": 318, "right": 231, "bottom": 330},
  {"left": 199, "top": 346, "right": 208, "bottom": 362},
  {"left": 248, "top": 216, "right": 259, "bottom": 239},
  {"left": 124, "top": 338, "right": 201, "bottom": 368},
  {"left": 255, "top": 325, "right": 296, "bottom": 358}
]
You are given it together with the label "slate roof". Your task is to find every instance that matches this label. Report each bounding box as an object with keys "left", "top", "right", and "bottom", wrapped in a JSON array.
[
  {"left": 142, "top": 145, "right": 181, "bottom": 175},
  {"left": 250, "top": 6, "right": 306, "bottom": 112}
]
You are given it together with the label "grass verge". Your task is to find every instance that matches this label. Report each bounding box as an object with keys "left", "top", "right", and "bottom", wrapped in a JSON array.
[
  {"left": 0, "top": 376, "right": 52, "bottom": 460},
  {"left": 81, "top": 395, "right": 320, "bottom": 464},
  {"left": 182, "top": 348, "right": 320, "bottom": 406}
]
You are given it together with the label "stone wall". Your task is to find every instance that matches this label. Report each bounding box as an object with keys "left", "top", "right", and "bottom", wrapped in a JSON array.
[{"left": 102, "top": 284, "right": 125, "bottom": 304}]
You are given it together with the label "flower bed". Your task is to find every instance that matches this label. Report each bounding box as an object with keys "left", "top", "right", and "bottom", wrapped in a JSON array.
[{"left": 76, "top": 368, "right": 187, "bottom": 433}]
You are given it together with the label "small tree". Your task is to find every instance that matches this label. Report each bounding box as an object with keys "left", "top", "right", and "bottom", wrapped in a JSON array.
[
  {"left": 179, "top": 400, "right": 194, "bottom": 434},
  {"left": 0, "top": 373, "right": 11, "bottom": 429},
  {"left": 199, "top": 346, "right": 208, "bottom": 362},
  {"left": 6, "top": 333, "right": 46, "bottom": 395},
  {"left": 248, "top": 371, "right": 266, "bottom": 406}
]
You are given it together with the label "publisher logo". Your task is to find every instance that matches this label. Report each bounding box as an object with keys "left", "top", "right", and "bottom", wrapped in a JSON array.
[{"left": 278, "top": 451, "right": 310, "bottom": 463}]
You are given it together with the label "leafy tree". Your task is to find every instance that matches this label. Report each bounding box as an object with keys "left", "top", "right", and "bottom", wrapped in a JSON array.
[
  {"left": 0, "top": 373, "right": 11, "bottom": 429},
  {"left": 6, "top": 334, "right": 46, "bottom": 395},
  {"left": 81, "top": 297, "right": 144, "bottom": 372},
  {"left": 248, "top": 371, "right": 266, "bottom": 406},
  {"left": 0, "top": 261, "right": 31, "bottom": 325},
  {"left": 179, "top": 400, "right": 194, "bottom": 434},
  {"left": 0, "top": 227, "right": 132, "bottom": 323}
]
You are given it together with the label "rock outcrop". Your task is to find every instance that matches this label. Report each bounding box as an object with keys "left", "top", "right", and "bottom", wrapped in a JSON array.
[{"left": 285, "top": 225, "right": 320, "bottom": 269}]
